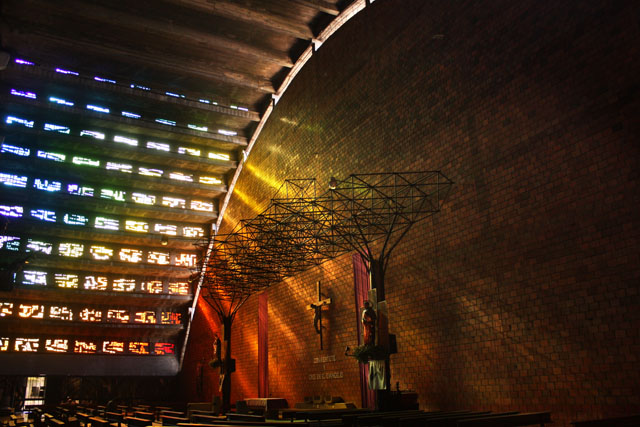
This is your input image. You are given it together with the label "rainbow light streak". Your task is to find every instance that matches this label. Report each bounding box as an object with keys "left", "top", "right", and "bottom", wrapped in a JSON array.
[
  {"left": 49, "top": 306, "right": 73, "bottom": 321},
  {"left": 103, "top": 341, "right": 125, "bottom": 354},
  {"left": 23, "top": 270, "right": 47, "bottom": 286},
  {"left": 15, "top": 338, "right": 39, "bottom": 352},
  {"left": 138, "top": 167, "right": 163, "bottom": 177},
  {"left": 0, "top": 205, "right": 23, "bottom": 218},
  {"left": 218, "top": 129, "right": 237, "bottom": 136},
  {"left": 44, "top": 123, "right": 71, "bottom": 134},
  {"left": 129, "top": 342, "right": 150, "bottom": 355},
  {"left": 119, "top": 248, "right": 143, "bottom": 263},
  {"left": 15, "top": 58, "right": 35, "bottom": 65},
  {"left": 84, "top": 276, "right": 108, "bottom": 290},
  {"left": 26, "top": 240, "right": 53, "bottom": 255},
  {"left": 113, "top": 278, "right": 136, "bottom": 292},
  {"left": 178, "top": 147, "right": 201, "bottom": 156},
  {"left": 1, "top": 144, "right": 30, "bottom": 156},
  {"left": 175, "top": 253, "right": 197, "bottom": 267},
  {"left": 143, "top": 281, "right": 163, "bottom": 294},
  {"left": 165, "top": 91, "right": 185, "bottom": 98},
  {"left": 54, "top": 273, "right": 79, "bottom": 288},
  {"left": 45, "top": 339, "right": 69, "bottom": 353},
  {"left": 132, "top": 193, "right": 156, "bottom": 205},
  {"left": 31, "top": 209, "right": 57, "bottom": 222},
  {"left": 187, "top": 124, "right": 208, "bottom": 132},
  {"left": 147, "top": 252, "right": 170, "bottom": 265},
  {"left": 63, "top": 213, "right": 88, "bottom": 226},
  {"left": 55, "top": 68, "right": 79, "bottom": 76},
  {"left": 168, "top": 282, "right": 189, "bottom": 295},
  {"left": 121, "top": 111, "right": 140, "bottom": 119},
  {"left": 10, "top": 89, "right": 37, "bottom": 99},
  {"left": 154, "top": 342, "right": 175, "bottom": 355},
  {"left": 5, "top": 116, "right": 34, "bottom": 128},
  {"left": 18, "top": 304, "right": 45, "bottom": 319},
  {"left": 190, "top": 200, "right": 213, "bottom": 212},
  {"left": 79, "top": 309, "right": 102, "bottom": 322},
  {"left": 130, "top": 84, "right": 150, "bottom": 91},
  {"left": 0, "top": 236, "right": 20, "bottom": 251},
  {"left": 68, "top": 184, "right": 94, "bottom": 197},
  {"left": 90, "top": 245, "right": 113, "bottom": 260},
  {"left": 162, "top": 197, "right": 186, "bottom": 209},
  {"left": 86, "top": 104, "right": 110, "bottom": 114},
  {"left": 0, "top": 303, "right": 14, "bottom": 317},
  {"left": 34, "top": 179, "right": 62, "bottom": 192},
  {"left": 147, "top": 141, "right": 170, "bottom": 151},
  {"left": 134, "top": 311, "right": 157, "bottom": 323},
  {"left": 182, "top": 227, "right": 203, "bottom": 238},
  {"left": 106, "top": 162, "right": 133, "bottom": 173},
  {"left": 0, "top": 173, "right": 28, "bottom": 187},
  {"left": 72, "top": 156, "right": 100, "bottom": 167},
  {"left": 80, "top": 130, "right": 105, "bottom": 139},
  {"left": 155, "top": 118, "right": 176, "bottom": 126},
  {"left": 74, "top": 340, "right": 97, "bottom": 353},
  {"left": 154, "top": 224, "right": 177, "bottom": 236},
  {"left": 94, "top": 76, "right": 116, "bottom": 84},
  {"left": 161, "top": 312, "right": 181, "bottom": 325},
  {"left": 95, "top": 217, "right": 119, "bottom": 230},
  {"left": 114, "top": 135, "right": 138, "bottom": 146},
  {"left": 199, "top": 176, "right": 222, "bottom": 185},
  {"left": 58, "top": 243, "right": 84, "bottom": 258},
  {"left": 125, "top": 220, "right": 148, "bottom": 233},
  {"left": 208, "top": 152, "right": 230, "bottom": 161},
  {"left": 107, "top": 309, "right": 130, "bottom": 323},
  {"left": 0, "top": 338, "right": 8, "bottom": 352},
  {"left": 100, "top": 189, "right": 126, "bottom": 201},
  {"left": 49, "top": 96, "right": 74, "bottom": 106},
  {"left": 169, "top": 172, "right": 193, "bottom": 182},
  {"left": 37, "top": 150, "right": 66, "bottom": 162}
]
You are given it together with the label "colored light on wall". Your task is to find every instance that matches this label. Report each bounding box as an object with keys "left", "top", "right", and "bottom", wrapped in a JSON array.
[
  {"left": 138, "top": 167, "right": 163, "bottom": 177},
  {"left": 10, "top": 89, "right": 37, "bottom": 99},
  {"left": 34, "top": 179, "right": 62, "bottom": 192},
  {"left": 107, "top": 309, "right": 130, "bottom": 323},
  {"left": 187, "top": 124, "right": 207, "bottom": 132},
  {"left": 2, "top": 144, "right": 30, "bottom": 156},
  {"left": 26, "top": 240, "right": 53, "bottom": 255},
  {"left": 44, "top": 123, "right": 70, "bottom": 134},
  {"left": 119, "top": 248, "right": 143, "bottom": 263},
  {"left": 103, "top": 341, "right": 125, "bottom": 354},
  {"left": 199, "top": 176, "right": 222, "bottom": 185},
  {"left": 114, "top": 135, "right": 138, "bottom": 146},
  {"left": 154, "top": 342, "right": 175, "bottom": 355},
  {"left": 147, "top": 141, "right": 170, "bottom": 152},
  {"left": 155, "top": 118, "right": 176, "bottom": 126},
  {"left": 132, "top": 193, "right": 156, "bottom": 205},
  {"left": 86, "top": 104, "right": 110, "bottom": 114},
  {"left": 80, "top": 130, "right": 106, "bottom": 140},
  {"left": 0, "top": 236, "right": 20, "bottom": 251},
  {"left": 183, "top": 227, "right": 204, "bottom": 238},
  {"left": 94, "top": 76, "right": 116, "bottom": 84},
  {"left": 79, "top": 309, "right": 102, "bottom": 322},
  {"left": 100, "top": 189, "right": 126, "bottom": 201},
  {"left": 31, "top": 209, "right": 57, "bottom": 222},
  {"left": 68, "top": 184, "right": 95, "bottom": 197},
  {"left": 37, "top": 150, "right": 66, "bottom": 162},
  {"left": 0, "top": 303, "right": 14, "bottom": 317},
  {"left": 190, "top": 200, "right": 213, "bottom": 212},
  {"left": 95, "top": 217, "right": 119, "bottom": 230},
  {"left": 49, "top": 306, "right": 73, "bottom": 321},
  {"left": 49, "top": 96, "right": 74, "bottom": 106},
  {"left": 55, "top": 68, "right": 79, "bottom": 76},
  {"left": 0, "top": 173, "right": 28, "bottom": 188},
  {"left": 130, "top": 84, "right": 150, "bottom": 91},
  {"left": 175, "top": 253, "right": 197, "bottom": 267},
  {"left": 155, "top": 223, "right": 177, "bottom": 235},
  {"left": 74, "top": 341, "right": 97, "bottom": 353},
  {"left": 161, "top": 312, "right": 181, "bottom": 325},
  {"left": 5, "top": 116, "right": 34, "bottom": 128},
  {"left": 54, "top": 273, "right": 80, "bottom": 288},
  {"left": 162, "top": 197, "right": 186, "bottom": 209},
  {"left": 23, "top": 270, "right": 47, "bottom": 286},
  {"left": 72, "top": 156, "right": 100, "bottom": 167},
  {"left": 113, "top": 278, "right": 136, "bottom": 292},
  {"left": 129, "top": 342, "right": 150, "bottom": 355},
  {"left": 90, "top": 245, "right": 113, "bottom": 260},
  {"left": 0, "top": 205, "right": 23, "bottom": 218},
  {"left": 134, "top": 311, "right": 157, "bottom": 324},
  {"left": 84, "top": 276, "right": 108, "bottom": 290},
  {"left": 15, "top": 58, "right": 35, "bottom": 65},
  {"left": 178, "top": 147, "right": 201, "bottom": 156},
  {"left": 63, "top": 213, "right": 88, "bottom": 226},
  {"left": 18, "top": 304, "right": 45, "bottom": 319},
  {"left": 218, "top": 129, "right": 237, "bottom": 136},
  {"left": 168, "top": 282, "right": 189, "bottom": 295},
  {"left": 106, "top": 162, "right": 133, "bottom": 173},
  {"left": 121, "top": 111, "right": 141, "bottom": 119},
  {"left": 169, "top": 172, "right": 193, "bottom": 182},
  {"left": 58, "top": 243, "right": 84, "bottom": 258},
  {"left": 45, "top": 339, "right": 69, "bottom": 353},
  {"left": 148, "top": 251, "right": 170, "bottom": 265},
  {"left": 0, "top": 338, "right": 8, "bottom": 352},
  {"left": 142, "top": 281, "right": 163, "bottom": 294},
  {"left": 15, "top": 338, "right": 40, "bottom": 352},
  {"left": 125, "top": 220, "right": 149, "bottom": 233}
]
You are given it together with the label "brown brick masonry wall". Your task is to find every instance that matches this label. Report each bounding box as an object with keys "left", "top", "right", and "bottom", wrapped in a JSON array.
[{"left": 180, "top": 1, "right": 640, "bottom": 425}]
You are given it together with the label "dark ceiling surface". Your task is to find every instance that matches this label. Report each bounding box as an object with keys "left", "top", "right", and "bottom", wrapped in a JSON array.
[{"left": 0, "top": 0, "right": 356, "bottom": 375}]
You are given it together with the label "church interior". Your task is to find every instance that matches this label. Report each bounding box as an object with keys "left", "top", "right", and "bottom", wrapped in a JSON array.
[{"left": 0, "top": 1, "right": 638, "bottom": 426}]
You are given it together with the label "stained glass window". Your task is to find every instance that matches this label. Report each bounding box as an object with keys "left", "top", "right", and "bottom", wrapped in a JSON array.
[
  {"left": 84, "top": 275, "right": 108, "bottom": 291},
  {"left": 45, "top": 339, "right": 69, "bottom": 353},
  {"left": 18, "top": 304, "right": 45, "bottom": 319},
  {"left": 54, "top": 273, "right": 79, "bottom": 288},
  {"left": 15, "top": 338, "right": 39, "bottom": 352}
]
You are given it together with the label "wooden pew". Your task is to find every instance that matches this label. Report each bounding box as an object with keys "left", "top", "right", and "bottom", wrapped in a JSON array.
[
  {"left": 161, "top": 411, "right": 186, "bottom": 418},
  {"left": 133, "top": 412, "right": 154, "bottom": 422},
  {"left": 456, "top": 411, "right": 552, "bottom": 426},
  {"left": 282, "top": 407, "right": 371, "bottom": 422},
  {"left": 161, "top": 415, "right": 190, "bottom": 426},
  {"left": 88, "top": 416, "right": 110, "bottom": 427},
  {"left": 225, "top": 414, "right": 265, "bottom": 422},
  {"left": 344, "top": 410, "right": 423, "bottom": 427},
  {"left": 124, "top": 417, "right": 152, "bottom": 427},
  {"left": 571, "top": 414, "right": 640, "bottom": 427},
  {"left": 189, "top": 415, "right": 225, "bottom": 424}
]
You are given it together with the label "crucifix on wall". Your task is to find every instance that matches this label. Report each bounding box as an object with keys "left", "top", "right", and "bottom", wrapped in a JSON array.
[{"left": 309, "top": 281, "right": 332, "bottom": 350}]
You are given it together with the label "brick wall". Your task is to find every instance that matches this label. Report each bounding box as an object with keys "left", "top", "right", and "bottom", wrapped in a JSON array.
[{"left": 181, "top": 0, "right": 640, "bottom": 425}]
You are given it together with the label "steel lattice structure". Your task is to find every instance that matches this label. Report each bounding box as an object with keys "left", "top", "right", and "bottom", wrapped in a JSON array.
[{"left": 197, "top": 171, "right": 453, "bottom": 300}]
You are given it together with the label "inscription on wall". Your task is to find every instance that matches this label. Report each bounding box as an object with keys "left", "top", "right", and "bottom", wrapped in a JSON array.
[{"left": 309, "top": 354, "right": 343, "bottom": 381}]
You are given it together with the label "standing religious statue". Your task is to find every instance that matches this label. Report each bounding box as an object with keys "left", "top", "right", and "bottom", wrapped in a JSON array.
[{"left": 361, "top": 301, "right": 377, "bottom": 346}]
